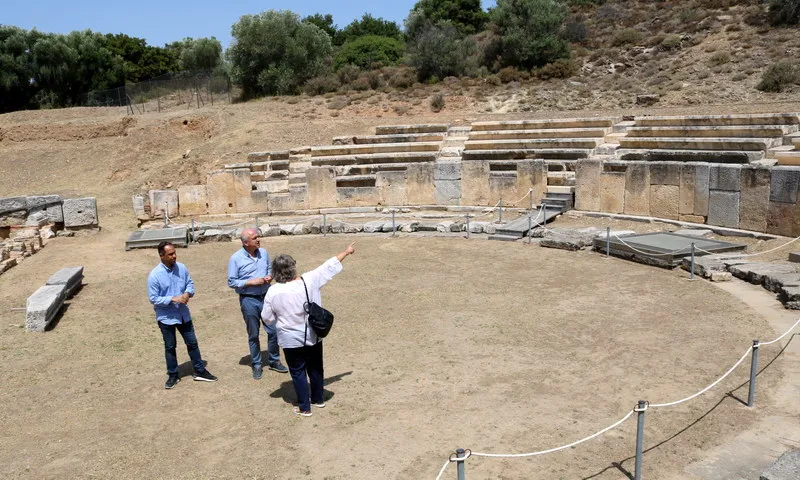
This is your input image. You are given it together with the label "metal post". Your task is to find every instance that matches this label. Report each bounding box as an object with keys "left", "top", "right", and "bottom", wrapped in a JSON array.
[
  {"left": 498, "top": 199, "right": 503, "bottom": 223},
  {"left": 747, "top": 340, "right": 760, "bottom": 407},
  {"left": 528, "top": 215, "right": 532, "bottom": 245},
  {"left": 117, "top": 88, "right": 123, "bottom": 109},
  {"left": 456, "top": 448, "right": 466, "bottom": 480},
  {"left": 255, "top": 215, "right": 259, "bottom": 232},
  {"left": 209, "top": 79, "right": 214, "bottom": 106},
  {"left": 191, "top": 219, "right": 196, "bottom": 243},
  {"left": 634, "top": 400, "right": 647, "bottom": 480},
  {"left": 163, "top": 201, "right": 169, "bottom": 227},
  {"left": 392, "top": 210, "right": 396, "bottom": 236},
  {"left": 690, "top": 242, "right": 696, "bottom": 280},
  {"left": 466, "top": 215, "right": 470, "bottom": 239},
  {"left": 529, "top": 188, "right": 533, "bottom": 211},
  {"left": 606, "top": 226, "right": 611, "bottom": 258},
  {"left": 323, "top": 214, "right": 327, "bottom": 238},
  {"left": 157, "top": 96, "right": 161, "bottom": 112}
]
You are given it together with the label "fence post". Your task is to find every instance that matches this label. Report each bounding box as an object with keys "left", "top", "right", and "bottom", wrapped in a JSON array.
[
  {"left": 456, "top": 448, "right": 466, "bottom": 480},
  {"left": 747, "top": 340, "right": 760, "bottom": 407},
  {"left": 392, "top": 210, "right": 396, "bottom": 237},
  {"left": 163, "top": 201, "right": 169, "bottom": 227},
  {"left": 466, "top": 214, "right": 470, "bottom": 239},
  {"left": 606, "top": 226, "right": 611, "bottom": 258},
  {"left": 191, "top": 219, "right": 196, "bottom": 243},
  {"left": 209, "top": 78, "right": 214, "bottom": 106},
  {"left": 323, "top": 214, "right": 327, "bottom": 238},
  {"left": 690, "top": 242, "right": 696, "bottom": 280},
  {"left": 157, "top": 96, "right": 161, "bottom": 112},
  {"left": 634, "top": 400, "right": 647, "bottom": 480},
  {"left": 498, "top": 199, "right": 503, "bottom": 223},
  {"left": 528, "top": 215, "right": 532, "bottom": 245}
]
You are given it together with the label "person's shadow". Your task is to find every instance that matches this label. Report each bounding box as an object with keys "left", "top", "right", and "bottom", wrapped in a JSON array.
[
  {"left": 270, "top": 371, "right": 353, "bottom": 405},
  {"left": 177, "top": 359, "right": 209, "bottom": 378}
]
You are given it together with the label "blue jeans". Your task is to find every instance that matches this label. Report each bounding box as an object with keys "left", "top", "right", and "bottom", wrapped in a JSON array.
[
  {"left": 158, "top": 321, "right": 204, "bottom": 375},
  {"left": 283, "top": 341, "right": 324, "bottom": 412},
  {"left": 239, "top": 296, "right": 280, "bottom": 368}
]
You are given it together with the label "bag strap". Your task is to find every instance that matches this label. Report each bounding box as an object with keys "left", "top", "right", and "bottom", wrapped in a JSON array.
[{"left": 301, "top": 276, "right": 310, "bottom": 346}]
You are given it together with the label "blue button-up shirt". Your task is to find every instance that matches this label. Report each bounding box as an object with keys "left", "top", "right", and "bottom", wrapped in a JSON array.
[
  {"left": 227, "top": 247, "right": 271, "bottom": 296},
  {"left": 148, "top": 262, "right": 195, "bottom": 325}
]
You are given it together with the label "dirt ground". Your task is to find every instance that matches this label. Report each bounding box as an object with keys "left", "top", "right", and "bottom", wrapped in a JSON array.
[{"left": 0, "top": 225, "right": 793, "bottom": 479}]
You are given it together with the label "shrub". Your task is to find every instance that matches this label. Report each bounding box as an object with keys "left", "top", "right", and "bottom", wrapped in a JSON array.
[
  {"left": 561, "top": 18, "right": 589, "bottom": 44},
  {"left": 768, "top": 0, "right": 800, "bottom": 26},
  {"left": 362, "top": 70, "right": 385, "bottom": 89},
  {"left": 392, "top": 104, "right": 409, "bottom": 115},
  {"left": 388, "top": 68, "right": 416, "bottom": 88},
  {"left": 757, "top": 61, "right": 798, "bottom": 92},
  {"left": 429, "top": 93, "right": 445, "bottom": 111},
  {"left": 611, "top": 28, "right": 640, "bottom": 47},
  {"left": 337, "top": 64, "right": 362, "bottom": 84},
  {"left": 303, "top": 74, "right": 341, "bottom": 95},
  {"left": 349, "top": 76, "right": 371, "bottom": 91},
  {"left": 497, "top": 66, "right": 522, "bottom": 83},
  {"left": 491, "top": 0, "right": 570, "bottom": 69},
  {"left": 708, "top": 51, "right": 731, "bottom": 66},
  {"left": 334, "top": 35, "right": 405, "bottom": 70},
  {"left": 660, "top": 34, "right": 684, "bottom": 51},
  {"left": 408, "top": 21, "right": 473, "bottom": 81},
  {"left": 326, "top": 96, "right": 350, "bottom": 109},
  {"left": 536, "top": 58, "right": 578, "bottom": 80}
]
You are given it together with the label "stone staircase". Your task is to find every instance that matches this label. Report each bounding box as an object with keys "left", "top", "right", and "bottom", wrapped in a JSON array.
[{"left": 775, "top": 135, "right": 800, "bottom": 165}]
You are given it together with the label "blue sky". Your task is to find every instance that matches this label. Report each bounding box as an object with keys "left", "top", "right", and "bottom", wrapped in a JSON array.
[{"left": 4, "top": 1, "right": 496, "bottom": 49}]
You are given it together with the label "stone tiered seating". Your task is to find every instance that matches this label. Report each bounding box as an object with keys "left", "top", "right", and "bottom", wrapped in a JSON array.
[
  {"left": 775, "top": 136, "right": 800, "bottom": 166},
  {"left": 617, "top": 113, "right": 800, "bottom": 163}
]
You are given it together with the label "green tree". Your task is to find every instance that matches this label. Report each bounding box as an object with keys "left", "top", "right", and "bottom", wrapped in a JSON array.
[
  {"left": 406, "top": 0, "right": 488, "bottom": 38},
  {"left": 490, "top": 0, "right": 570, "bottom": 69},
  {"left": 227, "top": 10, "right": 333, "bottom": 97},
  {"left": 335, "top": 35, "right": 405, "bottom": 69},
  {"left": 768, "top": 0, "right": 800, "bottom": 25},
  {"left": 303, "top": 13, "right": 338, "bottom": 38},
  {"left": 334, "top": 14, "right": 404, "bottom": 45},
  {"left": 106, "top": 33, "right": 178, "bottom": 82},
  {"left": 0, "top": 26, "right": 38, "bottom": 112},
  {"left": 168, "top": 37, "right": 223, "bottom": 71},
  {"left": 408, "top": 21, "right": 474, "bottom": 81}
]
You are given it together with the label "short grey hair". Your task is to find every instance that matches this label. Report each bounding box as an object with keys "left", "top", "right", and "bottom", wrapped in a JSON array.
[
  {"left": 272, "top": 254, "right": 297, "bottom": 283},
  {"left": 240, "top": 228, "right": 256, "bottom": 244}
]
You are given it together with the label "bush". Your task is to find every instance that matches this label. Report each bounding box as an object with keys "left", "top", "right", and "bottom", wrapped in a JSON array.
[
  {"left": 708, "top": 51, "right": 731, "bottom": 66},
  {"left": 757, "top": 61, "right": 798, "bottom": 92},
  {"left": 491, "top": 0, "right": 570, "bottom": 69},
  {"left": 611, "top": 28, "right": 640, "bottom": 47},
  {"left": 303, "top": 74, "right": 341, "bottom": 95},
  {"left": 334, "top": 35, "right": 405, "bottom": 70},
  {"left": 768, "top": 0, "right": 800, "bottom": 26},
  {"left": 408, "top": 21, "right": 473, "bottom": 81},
  {"left": 536, "top": 58, "right": 578, "bottom": 80},
  {"left": 337, "top": 64, "right": 362, "bottom": 84},
  {"left": 429, "top": 93, "right": 445, "bottom": 112},
  {"left": 561, "top": 18, "right": 589, "bottom": 44},
  {"left": 660, "top": 34, "right": 683, "bottom": 51},
  {"left": 497, "top": 66, "right": 522, "bottom": 83},
  {"left": 388, "top": 68, "right": 416, "bottom": 88},
  {"left": 349, "top": 76, "right": 371, "bottom": 91}
]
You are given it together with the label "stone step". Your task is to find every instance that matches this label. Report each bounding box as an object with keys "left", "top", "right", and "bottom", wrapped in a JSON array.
[
  {"left": 471, "top": 117, "right": 617, "bottom": 131},
  {"left": 465, "top": 138, "right": 600, "bottom": 150},
  {"left": 612, "top": 120, "right": 636, "bottom": 133},
  {"left": 253, "top": 180, "right": 289, "bottom": 193},
  {"left": 310, "top": 152, "right": 438, "bottom": 167},
  {"left": 793, "top": 136, "right": 800, "bottom": 148},
  {"left": 439, "top": 146, "right": 463, "bottom": 157},
  {"left": 468, "top": 127, "right": 609, "bottom": 141},
  {"left": 443, "top": 136, "right": 469, "bottom": 144},
  {"left": 547, "top": 172, "right": 576, "bottom": 186},
  {"left": 311, "top": 141, "right": 441, "bottom": 157},
  {"left": 603, "top": 132, "right": 626, "bottom": 144},
  {"left": 247, "top": 150, "right": 290, "bottom": 161},
  {"left": 447, "top": 126, "right": 472, "bottom": 135},
  {"left": 626, "top": 125, "right": 797, "bottom": 138},
  {"left": 547, "top": 185, "right": 575, "bottom": 194},
  {"left": 618, "top": 136, "right": 780, "bottom": 152},
  {"left": 775, "top": 151, "right": 800, "bottom": 166},
  {"left": 334, "top": 162, "right": 416, "bottom": 176},
  {"left": 26, "top": 284, "right": 66, "bottom": 332},
  {"left": 375, "top": 124, "right": 450, "bottom": 135},
  {"left": 634, "top": 113, "right": 800, "bottom": 127},
  {"left": 250, "top": 170, "right": 288, "bottom": 181},
  {"left": 462, "top": 148, "right": 592, "bottom": 161},
  {"left": 334, "top": 133, "right": 445, "bottom": 145},
  {"left": 615, "top": 148, "right": 763, "bottom": 163},
  {"left": 488, "top": 233, "right": 523, "bottom": 241},
  {"left": 288, "top": 173, "right": 306, "bottom": 185},
  {"left": 768, "top": 145, "right": 798, "bottom": 159},
  {"left": 336, "top": 175, "right": 377, "bottom": 188}
]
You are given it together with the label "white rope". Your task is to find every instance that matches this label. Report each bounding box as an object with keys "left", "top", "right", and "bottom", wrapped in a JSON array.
[
  {"left": 735, "top": 233, "right": 800, "bottom": 258},
  {"left": 649, "top": 346, "right": 753, "bottom": 408},
  {"left": 435, "top": 459, "right": 450, "bottom": 480},
  {"left": 612, "top": 233, "right": 694, "bottom": 257},
  {"left": 504, "top": 189, "right": 534, "bottom": 207},
  {"left": 760, "top": 316, "right": 800, "bottom": 346}
]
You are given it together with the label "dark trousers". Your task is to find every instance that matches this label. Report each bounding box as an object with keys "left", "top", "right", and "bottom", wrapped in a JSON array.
[
  {"left": 283, "top": 341, "right": 324, "bottom": 412},
  {"left": 239, "top": 296, "right": 280, "bottom": 368},
  {"left": 158, "top": 321, "right": 204, "bottom": 375}
]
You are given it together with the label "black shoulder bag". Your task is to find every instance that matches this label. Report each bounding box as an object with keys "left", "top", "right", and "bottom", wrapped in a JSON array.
[{"left": 301, "top": 277, "right": 334, "bottom": 338}]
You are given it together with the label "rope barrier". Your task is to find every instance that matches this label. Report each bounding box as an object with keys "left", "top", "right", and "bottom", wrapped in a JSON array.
[
  {"left": 504, "top": 188, "right": 534, "bottom": 207},
  {"left": 611, "top": 233, "right": 693, "bottom": 257},
  {"left": 731, "top": 232, "right": 800, "bottom": 258},
  {"left": 760, "top": 316, "right": 800, "bottom": 346}
]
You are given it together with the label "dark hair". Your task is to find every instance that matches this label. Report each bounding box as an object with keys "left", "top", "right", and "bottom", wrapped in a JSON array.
[
  {"left": 272, "top": 254, "right": 297, "bottom": 283},
  {"left": 157, "top": 241, "right": 174, "bottom": 256}
]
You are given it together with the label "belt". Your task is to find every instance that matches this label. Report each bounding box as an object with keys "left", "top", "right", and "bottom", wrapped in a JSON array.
[{"left": 239, "top": 293, "right": 266, "bottom": 300}]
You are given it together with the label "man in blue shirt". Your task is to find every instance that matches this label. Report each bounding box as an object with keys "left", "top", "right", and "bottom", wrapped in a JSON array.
[
  {"left": 148, "top": 241, "right": 217, "bottom": 389},
  {"left": 228, "top": 228, "right": 288, "bottom": 379}
]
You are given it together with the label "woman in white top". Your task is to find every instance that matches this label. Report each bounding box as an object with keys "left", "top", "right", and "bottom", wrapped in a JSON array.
[{"left": 261, "top": 242, "right": 356, "bottom": 416}]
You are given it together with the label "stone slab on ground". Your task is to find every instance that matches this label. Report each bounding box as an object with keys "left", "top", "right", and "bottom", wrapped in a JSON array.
[
  {"left": 199, "top": 228, "right": 236, "bottom": 242},
  {"left": 541, "top": 227, "right": 602, "bottom": 251},
  {"left": 763, "top": 273, "right": 800, "bottom": 293},
  {"left": 62, "top": 198, "right": 98, "bottom": 228},
  {"left": 673, "top": 228, "right": 713, "bottom": 237},
  {"left": 26, "top": 284, "right": 66, "bottom": 332},
  {"left": 789, "top": 252, "right": 800, "bottom": 263},
  {"left": 0, "top": 196, "right": 27, "bottom": 214},
  {"left": 760, "top": 449, "right": 800, "bottom": 480},
  {"left": 728, "top": 262, "right": 799, "bottom": 286},
  {"left": 363, "top": 220, "right": 388, "bottom": 233},
  {"left": 46, "top": 266, "right": 84, "bottom": 298},
  {"left": 680, "top": 254, "right": 732, "bottom": 278}
]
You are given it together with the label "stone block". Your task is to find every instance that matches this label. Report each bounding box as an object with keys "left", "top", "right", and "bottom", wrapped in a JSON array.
[
  {"left": 517, "top": 160, "right": 548, "bottom": 204},
  {"left": 377, "top": 171, "right": 408, "bottom": 206},
  {"left": 711, "top": 272, "right": 732, "bottom": 282},
  {"left": 679, "top": 164, "right": 696, "bottom": 215},
  {"left": 26, "top": 195, "right": 61, "bottom": 210},
  {"left": 461, "top": 161, "right": 490, "bottom": 206},
  {"left": 575, "top": 159, "right": 602, "bottom": 211},
  {"left": 624, "top": 162, "right": 650, "bottom": 215},
  {"left": 436, "top": 180, "right": 462, "bottom": 205},
  {"left": 46, "top": 266, "right": 84, "bottom": 298},
  {"left": 759, "top": 449, "right": 800, "bottom": 480},
  {"left": 434, "top": 162, "right": 461, "bottom": 181},
  {"left": 650, "top": 185, "right": 679, "bottom": 220},
  {"left": 26, "top": 284, "right": 66, "bottom": 332},
  {"left": 790, "top": 252, "right": 800, "bottom": 263},
  {"left": 599, "top": 172, "right": 625, "bottom": 214},
  {"left": 231, "top": 168, "right": 256, "bottom": 213},
  {"left": 337, "top": 187, "right": 380, "bottom": 207},
  {"left": 306, "top": 167, "right": 337, "bottom": 209},
  {"left": 770, "top": 167, "right": 800, "bottom": 204},
  {"left": 487, "top": 175, "right": 518, "bottom": 205},
  {"left": 707, "top": 191, "right": 740, "bottom": 228},
  {"left": 694, "top": 164, "right": 710, "bottom": 216},
  {"left": 710, "top": 165, "right": 742, "bottom": 192},
  {"left": 258, "top": 225, "right": 281, "bottom": 237},
  {"left": 541, "top": 227, "right": 602, "bottom": 251},
  {"left": 132, "top": 195, "right": 147, "bottom": 219},
  {"left": 766, "top": 202, "right": 795, "bottom": 236},
  {"left": 649, "top": 162, "right": 681, "bottom": 186},
  {"left": 206, "top": 170, "right": 236, "bottom": 214},
  {"left": 406, "top": 164, "right": 436, "bottom": 206},
  {"left": 176, "top": 185, "right": 208, "bottom": 216},
  {"left": 0, "top": 196, "right": 27, "bottom": 215},
  {"left": 62, "top": 198, "right": 98, "bottom": 228},
  {"left": 363, "top": 221, "right": 387, "bottom": 233},
  {"left": 739, "top": 166, "right": 770, "bottom": 232},
  {"left": 38, "top": 203, "right": 64, "bottom": 223},
  {"left": 149, "top": 190, "right": 179, "bottom": 218}
]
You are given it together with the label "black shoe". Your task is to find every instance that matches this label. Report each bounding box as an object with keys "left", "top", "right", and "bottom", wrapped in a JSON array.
[
  {"left": 268, "top": 362, "right": 289, "bottom": 373},
  {"left": 253, "top": 366, "right": 263, "bottom": 380},
  {"left": 193, "top": 370, "right": 218, "bottom": 382},
  {"left": 165, "top": 374, "right": 180, "bottom": 389}
]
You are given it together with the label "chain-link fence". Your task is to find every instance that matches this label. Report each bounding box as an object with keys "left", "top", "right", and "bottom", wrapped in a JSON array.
[{"left": 79, "top": 70, "right": 234, "bottom": 114}]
